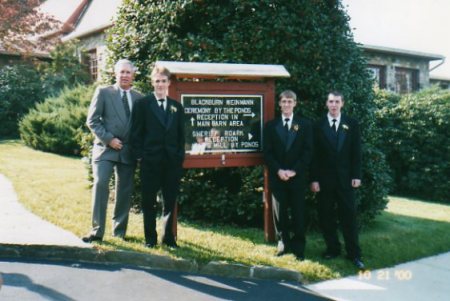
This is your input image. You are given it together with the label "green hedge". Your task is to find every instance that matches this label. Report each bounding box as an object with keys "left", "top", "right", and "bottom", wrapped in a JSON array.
[
  {"left": 19, "top": 85, "right": 95, "bottom": 155},
  {"left": 105, "top": 0, "right": 391, "bottom": 227},
  {"left": 0, "top": 64, "right": 44, "bottom": 137},
  {"left": 374, "top": 87, "right": 450, "bottom": 203}
]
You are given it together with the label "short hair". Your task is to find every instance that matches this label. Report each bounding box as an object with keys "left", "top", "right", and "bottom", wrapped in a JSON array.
[
  {"left": 151, "top": 65, "right": 171, "bottom": 79},
  {"left": 114, "top": 59, "right": 136, "bottom": 73},
  {"left": 279, "top": 90, "right": 297, "bottom": 102},
  {"left": 328, "top": 90, "right": 344, "bottom": 101}
]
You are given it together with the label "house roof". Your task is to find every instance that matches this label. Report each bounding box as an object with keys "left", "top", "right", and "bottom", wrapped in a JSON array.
[
  {"left": 361, "top": 44, "right": 444, "bottom": 61},
  {"left": 62, "top": 0, "right": 122, "bottom": 41}
]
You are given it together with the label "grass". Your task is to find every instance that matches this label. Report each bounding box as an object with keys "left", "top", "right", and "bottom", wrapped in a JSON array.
[{"left": 1, "top": 139, "right": 450, "bottom": 283}]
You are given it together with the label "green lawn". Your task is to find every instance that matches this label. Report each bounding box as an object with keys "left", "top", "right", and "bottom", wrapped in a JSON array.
[{"left": 1, "top": 139, "right": 449, "bottom": 283}]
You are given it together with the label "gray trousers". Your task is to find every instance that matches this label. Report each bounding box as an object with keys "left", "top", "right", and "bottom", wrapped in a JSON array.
[{"left": 90, "top": 160, "right": 135, "bottom": 238}]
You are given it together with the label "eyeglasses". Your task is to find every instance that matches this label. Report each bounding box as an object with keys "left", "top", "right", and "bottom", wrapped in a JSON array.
[{"left": 154, "top": 79, "right": 168, "bottom": 83}]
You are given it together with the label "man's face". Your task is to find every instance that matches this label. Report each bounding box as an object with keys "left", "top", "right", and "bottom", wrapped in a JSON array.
[
  {"left": 279, "top": 97, "right": 296, "bottom": 116},
  {"left": 115, "top": 64, "right": 134, "bottom": 90},
  {"left": 152, "top": 73, "right": 170, "bottom": 98},
  {"left": 326, "top": 93, "right": 344, "bottom": 117}
]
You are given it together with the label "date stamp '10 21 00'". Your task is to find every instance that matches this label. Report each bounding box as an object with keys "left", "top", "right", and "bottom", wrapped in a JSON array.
[{"left": 358, "top": 269, "right": 413, "bottom": 281}]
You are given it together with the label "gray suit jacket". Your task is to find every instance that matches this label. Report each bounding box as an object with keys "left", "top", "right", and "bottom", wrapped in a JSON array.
[{"left": 87, "top": 85, "right": 143, "bottom": 164}]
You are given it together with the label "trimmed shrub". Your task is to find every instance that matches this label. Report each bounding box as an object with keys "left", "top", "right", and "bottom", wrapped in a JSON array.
[
  {"left": 374, "top": 87, "right": 450, "bottom": 202},
  {"left": 106, "top": 0, "right": 391, "bottom": 226},
  {"left": 19, "top": 85, "right": 95, "bottom": 155},
  {"left": 0, "top": 64, "right": 44, "bottom": 137}
]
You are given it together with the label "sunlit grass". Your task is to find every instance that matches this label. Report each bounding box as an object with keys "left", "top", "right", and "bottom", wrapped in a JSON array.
[{"left": 1, "top": 139, "right": 449, "bottom": 283}]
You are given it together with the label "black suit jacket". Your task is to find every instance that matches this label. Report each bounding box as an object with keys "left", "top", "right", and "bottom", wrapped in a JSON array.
[
  {"left": 311, "top": 114, "right": 362, "bottom": 190},
  {"left": 130, "top": 94, "right": 185, "bottom": 166},
  {"left": 264, "top": 115, "right": 313, "bottom": 183}
]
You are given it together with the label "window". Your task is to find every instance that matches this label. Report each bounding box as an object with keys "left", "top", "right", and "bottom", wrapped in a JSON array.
[
  {"left": 368, "top": 65, "right": 386, "bottom": 89},
  {"left": 395, "top": 67, "right": 419, "bottom": 93},
  {"left": 88, "top": 49, "right": 98, "bottom": 81}
]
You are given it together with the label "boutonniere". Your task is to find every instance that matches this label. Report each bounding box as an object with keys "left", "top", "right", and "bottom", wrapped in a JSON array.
[
  {"left": 170, "top": 106, "right": 177, "bottom": 113},
  {"left": 342, "top": 124, "right": 349, "bottom": 130},
  {"left": 292, "top": 124, "right": 300, "bottom": 132}
]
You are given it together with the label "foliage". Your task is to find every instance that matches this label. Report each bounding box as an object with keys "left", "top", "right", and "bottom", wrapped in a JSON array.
[
  {"left": 374, "top": 87, "right": 450, "bottom": 203},
  {"left": 0, "top": 0, "right": 59, "bottom": 52},
  {"left": 0, "top": 64, "right": 44, "bottom": 137},
  {"left": 106, "top": 0, "right": 391, "bottom": 226},
  {"left": 178, "top": 167, "right": 264, "bottom": 226},
  {"left": 37, "top": 41, "right": 91, "bottom": 96},
  {"left": 19, "top": 84, "right": 95, "bottom": 155}
]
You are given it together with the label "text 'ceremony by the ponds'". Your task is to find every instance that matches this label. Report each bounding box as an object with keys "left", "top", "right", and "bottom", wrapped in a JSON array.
[{"left": 182, "top": 94, "right": 263, "bottom": 154}]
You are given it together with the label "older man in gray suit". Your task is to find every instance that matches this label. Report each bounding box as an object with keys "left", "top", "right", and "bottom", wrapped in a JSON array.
[{"left": 83, "top": 59, "right": 143, "bottom": 243}]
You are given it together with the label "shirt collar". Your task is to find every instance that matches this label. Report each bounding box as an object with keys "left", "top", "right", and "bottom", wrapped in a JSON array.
[
  {"left": 281, "top": 113, "right": 294, "bottom": 122},
  {"left": 327, "top": 113, "right": 341, "bottom": 124},
  {"left": 154, "top": 92, "right": 167, "bottom": 102}
]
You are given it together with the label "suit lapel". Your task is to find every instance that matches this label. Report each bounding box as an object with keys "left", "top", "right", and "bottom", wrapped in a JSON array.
[
  {"left": 111, "top": 86, "right": 128, "bottom": 126},
  {"left": 275, "top": 119, "right": 286, "bottom": 145},
  {"left": 337, "top": 115, "right": 348, "bottom": 152},
  {"left": 149, "top": 94, "right": 167, "bottom": 127},
  {"left": 165, "top": 100, "right": 176, "bottom": 130},
  {"left": 285, "top": 118, "right": 299, "bottom": 151},
  {"left": 321, "top": 117, "right": 337, "bottom": 149}
]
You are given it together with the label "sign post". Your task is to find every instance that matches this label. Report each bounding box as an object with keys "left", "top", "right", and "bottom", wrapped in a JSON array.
[{"left": 156, "top": 61, "right": 290, "bottom": 242}]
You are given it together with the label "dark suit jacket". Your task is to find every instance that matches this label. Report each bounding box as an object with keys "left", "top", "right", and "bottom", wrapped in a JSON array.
[
  {"left": 130, "top": 94, "right": 185, "bottom": 166},
  {"left": 264, "top": 115, "right": 313, "bottom": 183},
  {"left": 86, "top": 85, "right": 143, "bottom": 164},
  {"left": 311, "top": 114, "right": 362, "bottom": 190}
]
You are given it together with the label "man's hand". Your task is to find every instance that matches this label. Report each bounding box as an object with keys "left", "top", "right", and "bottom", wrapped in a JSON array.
[
  {"left": 109, "top": 138, "right": 123, "bottom": 150},
  {"left": 352, "top": 179, "right": 361, "bottom": 188},
  {"left": 285, "top": 170, "right": 296, "bottom": 178},
  {"left": 310, "top": 181, "right": 320, "bottom": 192},
  {"left": 277, "top": 169, "right": 289, "bottom": 181},
  {"left": 278, "top": 169, "right": 297, "bottom": 181}
]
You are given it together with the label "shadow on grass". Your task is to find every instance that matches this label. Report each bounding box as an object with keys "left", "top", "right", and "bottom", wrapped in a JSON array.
[{"left": 100, "top": 209, "right": 450, "bottom": 282}]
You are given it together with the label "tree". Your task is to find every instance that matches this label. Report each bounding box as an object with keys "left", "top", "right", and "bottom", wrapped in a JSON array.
[
  {"left": 0, "top": 63, "right": 44, "bottom": 137},
  {"left": 107, "top": 0, "right": 391, "bottom": 227},
  {"left": 0, "top": 0, "right": 59, "bottom": 53},
  {"left": 37, "top": 41, "right": 91, "bottom": 96}
]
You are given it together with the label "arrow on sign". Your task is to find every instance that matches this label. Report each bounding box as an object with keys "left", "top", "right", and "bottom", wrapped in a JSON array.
[
  {"left": 248, "top": 133, "right": 253, "bottom": 140},
  {"left": 190, "top": 117, "right": 195, "bottom": 126},
  {"left": 243, "top": 112, "right": 256, "bottom": 118}
]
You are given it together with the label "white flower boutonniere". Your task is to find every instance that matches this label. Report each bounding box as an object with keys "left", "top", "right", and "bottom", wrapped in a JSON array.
[
  {"left": 170, "top": 106, "right": 177, "bottom": 113},
  {"left": 342, "top": 124, "right": 349, "bottom": 130},
  {"left": 292, "top": 124, "right": 300, "bottom": 132}
]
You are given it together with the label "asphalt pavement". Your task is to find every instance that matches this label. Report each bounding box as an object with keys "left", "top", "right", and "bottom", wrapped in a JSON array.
[{"left": 1, "top": 172, "right": 449, "bottom": 300}]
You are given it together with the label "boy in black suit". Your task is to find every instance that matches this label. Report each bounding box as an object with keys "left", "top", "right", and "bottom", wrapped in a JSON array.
[
  {"left": 310, "top": 91, "right": 364, "bottom": 269},
  {"left": 263, "top": 90, "right": 313, "bottom": 260},
  {"left": 130, "top": 65, "right": 185, "bottom": 248}
]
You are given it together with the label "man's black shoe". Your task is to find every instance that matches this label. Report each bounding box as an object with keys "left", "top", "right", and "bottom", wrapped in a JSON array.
[
  {"left": 82, "top": 235, "right": 102, "bottom": 243},
  {"left": 294, "top": 253, "right": 305, "bottom": 261},
  {"left": 351, "top": 258, "right": 365, "bottom": 270},
  {"left": 144, "top": 242, "right": 157, "bottom": 248},
  {"left": 322, "top": 251, "right": 340, "bottom": 259},
  {"left": 162, "top": 240, "right": 178, "bottom": 248}
]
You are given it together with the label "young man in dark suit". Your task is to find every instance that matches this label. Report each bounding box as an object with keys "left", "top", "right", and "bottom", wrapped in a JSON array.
[
  {"left": 264, "top": 90, "right": 313, "bottom": 260},
  {"left": 130, "top": 65, "right": 185, "bottom": 248},
  {"left": 310, "top": 91, "right": 364, "bottom": 269},
  {"left": 83, "top": 59, "right": 143, "bottom": 243}
]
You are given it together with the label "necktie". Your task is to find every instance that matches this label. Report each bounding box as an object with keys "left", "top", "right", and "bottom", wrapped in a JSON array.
[
  {"left": 122, "top": 91, "right": 130, "bottom": 119},
  {"left": 158, "top": 99, "right": 165, "bottom": 112},
  {"left": 284, "top": 118, "right": 290, "bottom": 131},
  {"left": 284, "top": 118, "right": 290, "bottom": 145},
  {"left": 331, "top": 119, "right": 337, "bottom": 132}
]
